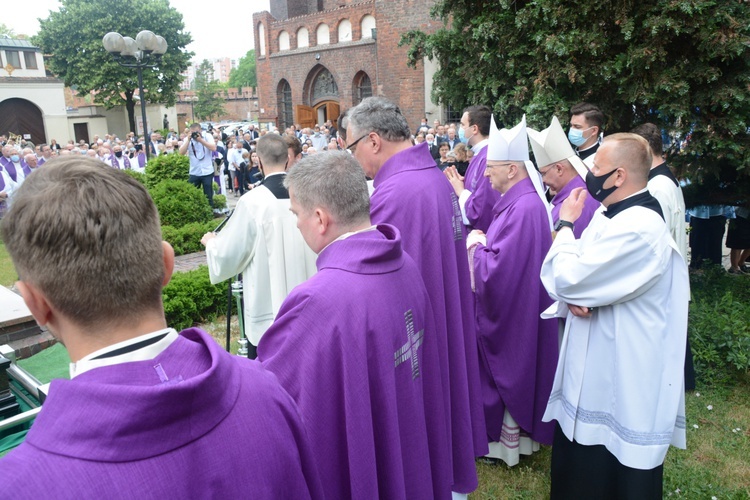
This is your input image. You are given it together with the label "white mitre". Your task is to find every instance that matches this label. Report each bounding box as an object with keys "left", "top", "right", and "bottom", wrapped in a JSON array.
[
  {"left": 489, "top": 114, "right": 553, "bottom": 230},
  {"left": 527, "top": 115, "right": 589, "bottom": 180}
]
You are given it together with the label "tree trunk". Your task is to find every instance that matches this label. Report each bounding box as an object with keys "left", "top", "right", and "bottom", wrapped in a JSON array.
[{"left": 124, "top": 90, "right": 136, "bottom": 135}]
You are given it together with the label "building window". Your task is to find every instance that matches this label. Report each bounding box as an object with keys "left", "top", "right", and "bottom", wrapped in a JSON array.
[
  {"left": 277, "top": 79, "right": 293, "bottom": 130},
  {"left": 353, "top": 72, "right": 372, "bottom": 104},
  {"left": 23, "top": 51, "right": 38, "bottom": 69},
  {"left": 297, "top": 27, "right": 309, "bottom": 48},
  {"left": 312, "top": 68, "right": 338, "bottom": 103},
  {"left": 279, "top": 31, "right": 290, "bottom": 51},
  {"left": 5, "top": 50, "right": 21, "bottom": 69},
  {"left": 316, "top": 24, "right": 330, "bottom": 45},
  {"left": 445, "top": 104, "right": 463, "bottom": 124},
  {"left": 361, "top": 15, "right": 376, "bottom": 39},
  {"left": 337, "top": 20, "right": 352, "bottom": 43}
]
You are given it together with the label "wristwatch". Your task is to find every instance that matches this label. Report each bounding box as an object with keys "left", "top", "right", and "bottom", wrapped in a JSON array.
[{"left": 554, "top": 219, "right": 574, "bottom": 232}]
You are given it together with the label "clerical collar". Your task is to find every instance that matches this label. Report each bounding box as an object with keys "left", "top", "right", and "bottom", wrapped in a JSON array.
[
  {"left": 263, "top": 171, "right": 286, "bottom": 179},
  {"left": 603, "top": 188, "right": 664, "bottom": 221},
  {"left": 648, "top": 162, "right": 679, "bottom": 187},
  {"left": 576, "top": 141, "right": 600, "bottom": 160},
  {"left": 70, "top": 328, "right": 178, "bottom": 379},
  {"left": 471, "top": 138, "right": 489, "bottom": 154}
]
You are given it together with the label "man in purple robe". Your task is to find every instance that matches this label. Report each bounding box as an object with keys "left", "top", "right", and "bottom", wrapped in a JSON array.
[
  {"left": 0, "top": 157, "right": 324, "bottom": 499},
  {"left": 445, "top": 105, "right": 501, "bottom": 232},
  {"left": 467, "top": 116, "right": 558, "bottom": 465},
  {"left": 346, "top": 97, "right": 487, "bottom": 497},
  {"left": 528, "top": 116, "right": 601, "bottom": 238},
  {"left": 0, "top": 145, "right": 32, "bottom": 185},
  {"left": 108, "top": 144, "right": 132, "bottom": 170},
  {"left": 258, "top": 151, "right": 452, "bottom": 499}
]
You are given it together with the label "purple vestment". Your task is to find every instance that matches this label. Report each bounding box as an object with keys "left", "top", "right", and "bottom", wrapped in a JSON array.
[
  {"left": 472, "top": 177, "right": 558, "bottom": 445},
  {"left": 463, "top": 146, "right": 501, "bottom": 232},
  {"left": 108, "top": 154, "right": 131, "bottom": 170},
  {"left": 0, "top": 329, "right": 324, "bottom": 499},
  {"left": 370, "top": 142, "right": 487, "bottom": 494},
  {"left": 258, "top": 225, "right": 452, "bottom": 499},
  {"left": 0, "top": 158, "right": 31, "bottom": 182},
  {"left": 550, "top": 175, "right": 601, "bottom": 238}
]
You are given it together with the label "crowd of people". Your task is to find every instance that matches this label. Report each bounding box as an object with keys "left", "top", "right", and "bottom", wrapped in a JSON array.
[{"left": 0, "top": 94, "right": 745, "bottom": 499}]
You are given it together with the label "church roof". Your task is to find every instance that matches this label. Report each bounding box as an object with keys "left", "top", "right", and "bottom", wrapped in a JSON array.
[{"left": 0, "top": 38, "right": 39, "bottom": 51}]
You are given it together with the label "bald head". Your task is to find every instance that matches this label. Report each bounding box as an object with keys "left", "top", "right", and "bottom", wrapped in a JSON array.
[
  {"left": 601, "top": 133, "right": 651, "bottom": 183},
  {"left": 24, "top": 153, "right": 38, "bottom": 168}
]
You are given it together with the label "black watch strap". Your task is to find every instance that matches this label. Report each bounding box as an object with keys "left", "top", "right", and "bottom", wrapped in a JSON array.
[{"left": 554, "top": 219, "right": 574, "bottom": 232}]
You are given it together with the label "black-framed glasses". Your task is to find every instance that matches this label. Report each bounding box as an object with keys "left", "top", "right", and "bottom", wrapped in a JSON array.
[{"left": 346, "top": 133, "right": 368, "bottom": 154}]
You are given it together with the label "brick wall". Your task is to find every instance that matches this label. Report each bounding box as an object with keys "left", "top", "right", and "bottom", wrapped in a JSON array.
[{"left": 254, "top": 0, "right": 438, "bottom": 129}]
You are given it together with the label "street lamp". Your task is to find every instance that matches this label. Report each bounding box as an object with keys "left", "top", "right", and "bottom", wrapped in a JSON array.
[
  {"left": 102, "top": 30, "right": 168, "bottom": 160},
  {"left": 187, "top": 95, "right": 199, "bottom": 124}
]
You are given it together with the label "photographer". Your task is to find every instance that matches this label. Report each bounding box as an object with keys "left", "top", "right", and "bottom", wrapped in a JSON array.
[{"left": 179, "top": 123, "right": 217, "bottom": 206}]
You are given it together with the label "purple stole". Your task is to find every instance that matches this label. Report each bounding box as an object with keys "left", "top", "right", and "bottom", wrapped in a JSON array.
[
  {"left": 38, "top": 157, "right": 46, "bottom": 166},
  {"left": 0, "top": 158, "right": 31, "bottom": 181},
  {"left": 135, "top": 153, "right": 147, "bottom": 168},
  {"left": 109, "top": 154, "right": 132, "bottom": 169},
  {"left": 0, "top": 166, "right": 5, "bottom": 191}
]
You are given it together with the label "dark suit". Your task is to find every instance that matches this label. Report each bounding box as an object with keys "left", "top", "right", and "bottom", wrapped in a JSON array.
[
  {"left": 261, "top": 173, "right": 289, "bottom": 199},
  {"left": 246, "top": 129, "right": 260, "bottom": 140},
  {"left": 427, "top": 143, "right": 441, "bottom": 161}
]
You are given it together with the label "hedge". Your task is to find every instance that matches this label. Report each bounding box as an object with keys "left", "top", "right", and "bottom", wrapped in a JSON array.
[
  {"left": 145, "top": 153, "right": 190, "bottom": 189},
  {"left": 162, "top": 266, "right": 225, "bottom": 331},
  {"left": 150, "top": 179, "right": 213, "bottom": 228},
  {"left": 162, "top": 221, "right": 216, "bottom": 257}
]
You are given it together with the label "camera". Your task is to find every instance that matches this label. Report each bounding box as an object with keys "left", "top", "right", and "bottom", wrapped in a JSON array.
[{"left": 191, "top": 131, "right": 201, "bottom": 140}]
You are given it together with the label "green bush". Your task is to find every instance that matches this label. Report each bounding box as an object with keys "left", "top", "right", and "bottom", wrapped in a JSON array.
[
  {"left": 150, "top": 179, "right": 212, "bottom": 228},
  {"left": 145, "top": 153, "right": 190, "bottom": 189},
  {"left": 162, "top": 221, "right": 215, "bottom": 256},
  {"left": 689, "top": 267, "right": 750, "bottom": 386},
  {"left": 121, "top": 168, "right": 146, "bottom": 185},
  {"left": 213, "top": 194, "right": 227, "bottom": 210},
  {"left": 162, "top": 266, "right": 225, "bottom": 331}
]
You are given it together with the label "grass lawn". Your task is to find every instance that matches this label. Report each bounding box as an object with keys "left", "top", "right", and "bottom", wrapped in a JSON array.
[
  {"left": 200, "top": 312, "right": 750, "bottom": 499},
  {"left": 0, "top": 241, "right": 17, "bottom": 287}
]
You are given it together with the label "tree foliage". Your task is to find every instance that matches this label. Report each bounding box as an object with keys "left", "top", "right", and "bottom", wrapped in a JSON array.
[
  {"left": 193, "top": 59, "right": 226, "bottom": 121},
  {"left": 403, "top": 0, "right": 750, "bottom": 201},
  {"left": 228, "top": 49, "right": 257, "bottom": 89},
  {"left": 0, "top": 23, "right": 16, "bottom": 38},
  {"left": 34, "top": 0, "right": 192, "bottom": 135}
]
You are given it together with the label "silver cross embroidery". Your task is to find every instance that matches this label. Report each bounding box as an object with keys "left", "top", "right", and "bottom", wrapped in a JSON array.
[{"left": 394, "top": 309, "right": 424, "bottom": 380}]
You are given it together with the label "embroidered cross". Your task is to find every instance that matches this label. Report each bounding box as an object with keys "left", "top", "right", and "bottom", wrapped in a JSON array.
[
  {"left": 394, "top": 310, "right": 424, "bottom": 380},
  {"left": 451, "top": 192, "right": 463, "bottom": 241}
]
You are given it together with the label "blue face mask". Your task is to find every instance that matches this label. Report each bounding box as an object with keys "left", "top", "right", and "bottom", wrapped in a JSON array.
[
  {"left": 10, "top": 154, "right": 19, "bottom": 163},
  {"left": 568, "top": 127, "right": 594, "bottom": 147},
  {"left": 458, "top": 127, "right": 467, "bottom": 143}
]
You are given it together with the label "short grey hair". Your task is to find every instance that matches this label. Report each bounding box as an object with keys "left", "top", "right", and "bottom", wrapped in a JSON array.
[
  {"left": 256, "top": 133, "right": 288, "bottom": 166},
  {"left": 284, "top": 151, "right": 370, "bottom": 227},
  {"left": 347, "top": 97, "right": 411, "bottom": 143}
]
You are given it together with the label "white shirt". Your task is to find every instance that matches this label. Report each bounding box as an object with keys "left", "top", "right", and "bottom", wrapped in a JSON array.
[
  {"left": 228, "top": 148, "right": 247, "bottom": 171},
  {"left": 540, "top": 201, "right": 689, "bottom": 470},
  {"left": 70, "top": 328, "right": 178, "bottom": 379}
]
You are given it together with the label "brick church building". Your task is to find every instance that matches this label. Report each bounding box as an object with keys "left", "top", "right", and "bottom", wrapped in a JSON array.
[{"left": 253, "top": 0, "right": 447, "bottom": 132}]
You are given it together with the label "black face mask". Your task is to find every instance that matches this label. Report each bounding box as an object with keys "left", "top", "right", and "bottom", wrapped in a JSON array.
[
  {"left": 114, "top": 151, "right": 123, "bottom": 158},
  {"left": 585, "top": 167, "right": 619, "bottom": 202}
]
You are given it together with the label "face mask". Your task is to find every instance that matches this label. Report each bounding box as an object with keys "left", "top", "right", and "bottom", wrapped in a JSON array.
[
  {"left": 568, "top": 127, "right": 594, "bottom": 147},
  {"left": 585, "top": 167, "right": 619, "bottom": 202},
  {"left": 10, "top": 154, "right": 19, "bottom": 162},
  {"left": 115, "top": 151, "right": 123, "bottom": 158},
  {"left": 130, "top": 147, "right": 136, "bottom": 152}
]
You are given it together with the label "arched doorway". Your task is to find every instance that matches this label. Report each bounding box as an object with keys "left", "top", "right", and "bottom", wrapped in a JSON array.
[
  {"left": 0, "top": 98, "right": 46, "bottom": 145},
  {"left": 296, "top": 65, "right": 340, "bottom": 129}
]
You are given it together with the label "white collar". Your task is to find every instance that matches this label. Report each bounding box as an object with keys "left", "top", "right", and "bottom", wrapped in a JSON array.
[
  {"left": 471, "top": 138, "right": 489, "bottom": 154},
  {"left": 70, "top": 328, "right": 178, "bottom": 379},
  {"left": 264, "top": 171, "right": 286, "bottom": 179}
]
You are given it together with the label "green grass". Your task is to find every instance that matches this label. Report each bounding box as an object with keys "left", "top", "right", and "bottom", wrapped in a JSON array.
[{"left": 0, "top": 241, "right": 16, "bottom": 287}]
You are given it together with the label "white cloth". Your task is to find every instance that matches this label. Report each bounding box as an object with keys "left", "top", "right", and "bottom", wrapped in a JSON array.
[
  {"left": 648, "top": 174, "right": 688, "bottom": 262},
  {"left": 205, "top": 185, "right": 317, "bottom": 346},
  {"left": 227, "top": 148, "right": 246, "bottom": 171},
  {"left": 540, "top": 205, "right": 689, "bottom": 470},
  {"left": 485, "top": 409, "right": 541, "bottom": 466},
  {"left": 1, "top": 167, "right": 18, "bottom": 208},
  {"left": 70, "top": 328, "right": 178, "bottom": 379}
]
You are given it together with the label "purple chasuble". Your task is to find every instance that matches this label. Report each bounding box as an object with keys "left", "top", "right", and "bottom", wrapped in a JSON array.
[
  {"left": 472, "top": 177, "right": 558, "bottom": 445},
  {"left": 259, "top": 225, "right": 452, "bottom": 500},
  {"left": 108, "top": 154, "right": 131, "bottom": 170},
  {"left": 370, "top": 142, "right": 487, "bottom": 493},
  {"left": 550, "top": 175, "right": 601, "bottom": 238},
  {"left": 0, "top": 329, "right": 324, "bottom": 500},
  {"left": 463, "top": 146, "right": 501, "bottom": 232}
]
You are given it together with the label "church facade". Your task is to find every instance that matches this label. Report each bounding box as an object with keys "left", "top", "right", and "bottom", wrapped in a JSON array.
[{"left": 253, "top": 0, "right": 445, "bottom": 131}]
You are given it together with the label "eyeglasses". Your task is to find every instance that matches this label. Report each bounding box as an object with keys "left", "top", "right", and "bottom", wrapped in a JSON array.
[{"left": 346, "top": 133, "right": 368, "bottom": 154}]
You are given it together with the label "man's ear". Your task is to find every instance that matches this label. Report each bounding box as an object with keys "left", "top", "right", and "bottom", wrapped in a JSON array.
[
  {"left": 16, "top": 280, "right": 53, "bottom": 327},
  {"left": 161, "top": 241, "right": 175, "bottom": 287}
]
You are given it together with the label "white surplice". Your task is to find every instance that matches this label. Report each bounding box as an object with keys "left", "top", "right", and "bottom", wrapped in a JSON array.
[
  {"left": 540, "top": 204, "right": 689, "bottom": 470},
  {"left": 648, "top": 174, "right": 688, "bottom": 262},
  {"left": 205, "top": 184, "right": 317, "bottom": 346}
]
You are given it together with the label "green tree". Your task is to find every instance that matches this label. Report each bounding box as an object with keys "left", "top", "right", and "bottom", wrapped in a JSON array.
[
  {"left": 228, "top": 49, "right": 257, "bottom": 89},
  {"left": 193, "top": 59, "right": 225, "bottom": 121},
  {"left": 403, "top": 0, "right": 750, "bottom": 200},
  {"left": 0, "top": 23, "right": 16, "bottom": 38},
  {"left": 34, "top": 0, "right": 192, "bottom": 135}
]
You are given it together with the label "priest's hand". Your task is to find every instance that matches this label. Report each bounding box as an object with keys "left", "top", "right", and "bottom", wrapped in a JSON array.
[
  {"left": 559, "top": 187, "right": 588, "bottom": 223},
  {"left": 444, "top": 166, "right": 465, "bottom": 196},
  {"left": 568, "top": 304, "right": 593, "bottom": 318},
  {"left": 200, "top": 232, "right": 216, "bottom": 247}
]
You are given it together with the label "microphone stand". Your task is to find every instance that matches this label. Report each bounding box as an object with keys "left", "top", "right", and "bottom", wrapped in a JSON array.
[{"left": 213, "top": 210, "right": 235, "bottom": 353}]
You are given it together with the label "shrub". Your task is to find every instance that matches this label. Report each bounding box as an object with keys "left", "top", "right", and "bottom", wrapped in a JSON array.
[
  {"left": 145, "top": 153, "right": 190, "bottom": 189},
  {"left": 162, "top": 266, "right": 225, "bottom": 331},
  {"left": 162, "top": 221, "right": 216, "bottom": 256},
  {"left": 121, "top": 168, "right": 146, "bottom": 185},
  {"left": 213, "top": 194, "right": 227, "bottom": 210},
  {"left": 150, "top": 179, "right": 212, "bottom": 228}
]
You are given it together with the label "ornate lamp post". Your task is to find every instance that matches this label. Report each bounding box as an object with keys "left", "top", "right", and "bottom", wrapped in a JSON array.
[
  {"left": 188, "top": 95, "right": 199, "bottom": 124},
  {"left": 102, "top": 30, "right": 168, "bottom": 160}
]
